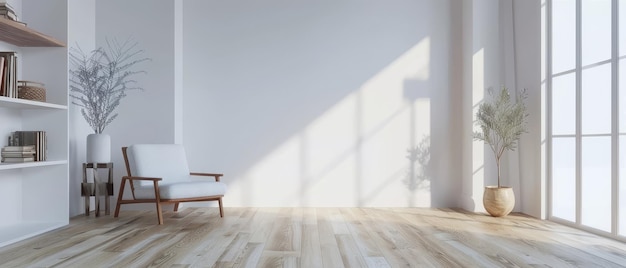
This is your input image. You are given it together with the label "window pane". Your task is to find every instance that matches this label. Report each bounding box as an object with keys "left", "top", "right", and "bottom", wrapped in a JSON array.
[
  {"left": 552, "top": 137, "right": 576, "bottom": 222},
  {"left": 552, "top": 73, "right": 576, "bottom": 135},
  {"left": 552, "top": 0, "right": 576, "bottom": 73},
  {"left": 619, "top": 135, "right": 626, "bottom": 235},
  {"left": 621, "top": 0, "right": 626, "bottom": 56},
  {"left": 581, "top": 136, "right": 612, "bottom": 232},
  {"left": 582, "top": 63, "right": 611, "bottom": 135},
  {"left": 621, "top": 60, "right": 626, "bottom": 133},
  {"left": 582, "top": 0, "right": 612, "bottom": 66}
]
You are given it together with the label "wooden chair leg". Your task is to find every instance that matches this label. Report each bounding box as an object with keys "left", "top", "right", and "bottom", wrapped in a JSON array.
[
  {"left": 156, "top": 202, "right": 164, "bottom": 225},
  {"left": 174, "top": 202, "right": 180, "bottom": 212},
  {"left": 153, "top": 181, "right": 164, "bottom": 225},
  {"left": 114, "top": 178, "right": 127, "bottom": 218},
  {"left": 218, "top": 197, "right": 224, "bottom": 218},
  {"left": 82, "top": 163, "right": 89, "bottom": 216}
]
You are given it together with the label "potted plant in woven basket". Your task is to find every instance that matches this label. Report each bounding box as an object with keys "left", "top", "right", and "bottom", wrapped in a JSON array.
[
  {"left": 69, "top": 38, "right": 149, "bottom": 163},
  {"left": 474, "top": 86, "right": 528, "bottom": 217}
]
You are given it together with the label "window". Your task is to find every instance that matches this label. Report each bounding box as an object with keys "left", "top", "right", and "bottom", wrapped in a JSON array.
[{"left": 548, "top": 0, "right": 624, "bottom": 238}]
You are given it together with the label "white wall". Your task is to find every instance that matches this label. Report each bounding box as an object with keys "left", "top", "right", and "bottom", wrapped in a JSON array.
[
  {"left": 67, "top": 0, "right": 95, "bottom": 217},
  {"left": 514, "top": 0, "right": 542, "bottom": 218},
  {"left": 94, "top": 0, "right": 176, "bottom": 144},
  {"left": 182, "top": 0, "right": 460, "bottom": 207}
]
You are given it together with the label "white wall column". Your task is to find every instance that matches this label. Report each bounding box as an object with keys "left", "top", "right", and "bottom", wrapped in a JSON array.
[
  {"left": 174, "top": 0, "right": 183, "bottom": 144},
  {"left": 67, "top": 0, "right": 96, "bottom": 217},
  {"left": 514, "top": 0, "right": 543, "bottom": 218},
  {"left": 461, "top": 0, "right": 503, "bottom": 212}
]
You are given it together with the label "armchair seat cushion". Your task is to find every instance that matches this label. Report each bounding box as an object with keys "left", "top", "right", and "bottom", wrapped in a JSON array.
[{"left": 134, "top": 178, "right": 227, "bottom": 199}]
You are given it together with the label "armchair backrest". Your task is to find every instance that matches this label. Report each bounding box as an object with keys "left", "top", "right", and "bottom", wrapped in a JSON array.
[{"left": 124, "top": 144, "right": 191, "bottom": 187}]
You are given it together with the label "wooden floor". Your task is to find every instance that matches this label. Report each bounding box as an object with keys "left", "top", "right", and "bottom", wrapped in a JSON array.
[{"left": 1, "top": 208, "right": 626, "bottom": 267}]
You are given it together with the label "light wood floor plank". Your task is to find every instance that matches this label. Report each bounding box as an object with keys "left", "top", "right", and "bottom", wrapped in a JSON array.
[
  {"left": 339, "top": 208, "right": 385, "bottom": 258},
  {"left": 336, "top": 234, "right": 368, "bottom": 268},
  {"left": 300, "top": 223, "right": 323, "bottom": 268},
  {"left": 187, "top": 208, "right": 248, "bottom": 267},
  {"left": 233, "top": 242, "right": 264, "bottom": 268},
  {"left": 214, "top": 232, "right": 251, "bottom": 267},
  {"left": 317, "top": 208, "right": 347, "bottom": 268},
  {"left": 365, "top": 208, "right": 461, "bottom": 267},
  {"left": 0, "top": 207, "right": 625, "bottom": 267}
]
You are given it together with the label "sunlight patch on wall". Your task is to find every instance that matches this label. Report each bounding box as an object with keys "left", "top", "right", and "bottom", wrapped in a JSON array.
[
  {"left": 226, "top": 37, "right": 433, "bottom": 207},
  {"left": 237, "top": 136, "right": 301, "bottom": 206},
  {"left": 361, "top": 37, "right": 431, "bottom": 133},
  {"left": 303, "top": 93, "right": 359, "bottom": 206}
]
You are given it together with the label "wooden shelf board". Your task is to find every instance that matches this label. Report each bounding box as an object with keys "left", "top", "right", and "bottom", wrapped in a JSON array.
[
  {"left": 0, "top": 160, "right": 67, "bottom": 171},
  {"left": 0, "top": 17, "right": 65, "bottom": 47},
  {"left": 0, "top": 96, "right": 67, "bottom": 110}
]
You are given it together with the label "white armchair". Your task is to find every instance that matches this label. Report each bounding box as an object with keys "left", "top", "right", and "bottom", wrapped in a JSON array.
[{"left": 114, "top": 144, "right": 227, "bottom": 224}]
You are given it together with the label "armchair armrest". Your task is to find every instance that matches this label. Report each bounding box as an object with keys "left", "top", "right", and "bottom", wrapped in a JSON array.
[
  {"left": 122, "top": 176, "right": 163, "bottom": 182},
  {"left": 190, "top": 172, "right": 223, "bottom": 182}
]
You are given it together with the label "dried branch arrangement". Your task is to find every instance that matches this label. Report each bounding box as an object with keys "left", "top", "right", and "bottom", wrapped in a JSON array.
[{"left": 69, "top": 38, "right": 150, "bottom": 134}]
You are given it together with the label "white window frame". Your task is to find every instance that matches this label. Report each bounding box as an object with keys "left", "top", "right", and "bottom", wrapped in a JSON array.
[{"left": 546, "top": 0, "right": 623, "bottom": 241}]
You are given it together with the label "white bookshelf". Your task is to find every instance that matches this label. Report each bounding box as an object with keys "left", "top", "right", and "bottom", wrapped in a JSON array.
[{"left": 0, "top": 0, "right": 69, "bottom": 248}]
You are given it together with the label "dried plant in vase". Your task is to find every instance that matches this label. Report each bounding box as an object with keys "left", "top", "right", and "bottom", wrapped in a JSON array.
[
  {"left": 69, "top": 38, "right": 150, "bottom": 162},
  {"left": 69, "top": 38, "right": 150, "bottom": 134}
]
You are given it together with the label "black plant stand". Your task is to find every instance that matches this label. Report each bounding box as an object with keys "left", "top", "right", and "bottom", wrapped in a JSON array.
[{"left": 81, "top": 162, "right": 114, "bottom": 217}]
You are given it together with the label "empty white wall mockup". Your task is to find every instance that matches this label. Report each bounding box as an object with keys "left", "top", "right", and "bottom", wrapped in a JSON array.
[{"left": 183, "top": 0, "right": 461, "bottom": 207}]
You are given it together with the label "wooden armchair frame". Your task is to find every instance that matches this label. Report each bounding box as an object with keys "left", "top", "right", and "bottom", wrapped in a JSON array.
[{"left": 114, "top": 147, "right": 224, "bottom": 224}]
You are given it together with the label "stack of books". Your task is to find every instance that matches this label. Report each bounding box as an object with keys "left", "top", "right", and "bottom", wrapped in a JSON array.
[
  {"left": 7, "top": 131, "right": 47, "bottom": 161},
  {"left": 0, "top": 2, "right": 18, "bottom": 21},
  {"left": 1, "top": 145, "right": 36, "bottom": 163}
]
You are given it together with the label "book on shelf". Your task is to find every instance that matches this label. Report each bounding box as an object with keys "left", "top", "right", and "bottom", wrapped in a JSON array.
[
  {"left": 0, "top": 11, "right": 17, "bottom": 21},
  {"left": 1, "top": 157, "right": 34, "bottom": 163},
  {"left": 1, "top": 151, "right": 35, "bottom": 157},
  {"left": 1, "top": 145, "right": 36, "bottom": 152},
  {"left": 0, "top": 2, "right": 17, "bottom": 21},
  {"left": 0, "top": 56, "right": 4, "bottom": 97},
  {"left": 7, "top": 131, "right": 46, "bottom": 161},
  {"left": 0, "top": 52, "right": 17, "bottom": 98}
]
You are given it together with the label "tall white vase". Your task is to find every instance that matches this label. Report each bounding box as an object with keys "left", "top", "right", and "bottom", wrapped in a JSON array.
[{"left": 86, "top": 133, "right": 111, "bottom": 163}]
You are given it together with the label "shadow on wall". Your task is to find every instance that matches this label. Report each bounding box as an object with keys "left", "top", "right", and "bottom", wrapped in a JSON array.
[
  {"left": 183, "top": 0, "right": 456, "bottom": 207},
  {"left": 404, "top": 135, "right": 431, "bottom": 206}
]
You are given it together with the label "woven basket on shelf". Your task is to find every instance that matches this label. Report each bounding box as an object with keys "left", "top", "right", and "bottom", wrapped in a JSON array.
[{"left": 17, "top": 80, "right": 46, "bottom": 102}]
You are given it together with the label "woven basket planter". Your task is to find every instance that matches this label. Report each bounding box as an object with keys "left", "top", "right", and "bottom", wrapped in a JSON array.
[{"left": 18, "top": 80, "right": 46, "bottom": 102}]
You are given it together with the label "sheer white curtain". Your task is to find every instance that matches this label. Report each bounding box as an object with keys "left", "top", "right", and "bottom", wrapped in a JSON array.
[{"left": 499, "top": 0, "right": 522, "bottom": 210}]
